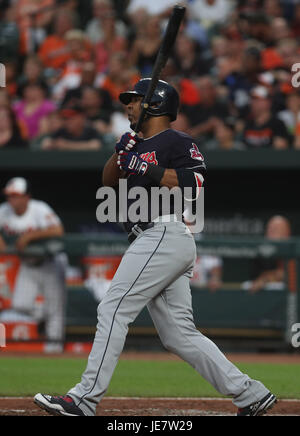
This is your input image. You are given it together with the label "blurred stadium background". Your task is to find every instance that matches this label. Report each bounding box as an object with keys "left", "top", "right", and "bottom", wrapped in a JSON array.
[{"left": 0, "top": 0, "right": 300, "bottom": 354}]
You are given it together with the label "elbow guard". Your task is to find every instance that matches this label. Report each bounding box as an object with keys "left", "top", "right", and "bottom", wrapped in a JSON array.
[{"left": 175, "top": 169, "right": 204, "bottom": 201}]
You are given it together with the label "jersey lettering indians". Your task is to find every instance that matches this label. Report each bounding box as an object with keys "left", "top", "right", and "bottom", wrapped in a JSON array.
[{"left": 124, "top": 129, "right": 206, "bottom": 232}]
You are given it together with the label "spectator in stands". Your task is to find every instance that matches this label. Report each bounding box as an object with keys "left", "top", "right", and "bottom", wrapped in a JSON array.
[
  {"left": 86, "top": 0, "right": 127, "bottom": 45},
  {"left": 183, "top": 75, "right": 230, "bottom": 144},
  {"left": 223, "top": 46, "right": 262, "bottom": 118},
  {"left": 242, "top": 86, "right": 290, "bottom": 149},
  {"left": 13, "top": 81, "right": 56, "bottom": 140},
  {"left": 16, "top": 0, "right": 55, "bottom": 54},
  {"left": 171, "top": 112, "right": 192, "bottom": 134},
  {"left": 243, "top": 215, "right": 291, "bottom": 293},
  {"left": 276, "top": 38, "right": 299, "bottom": 72},
  {"left": 41, "top": 105, "right": 103, "bottom": 150},
  {"left": 294, "top": 128, "right": 300, "bottom": 150},
  {"left": 263, "top": 0, "right": 283, "bottom": 20},
  {"left": 18, "top": 55, "right": 45, "bottom": 90},
  {"left": 184, "top": 205, "right": 223, "bottom": 292},
  {"left": 191, "top": 255, "right": 223, "bottom": 292},
  {"left": 172, "top": 33, "right": 211, "bottom": 78},
  {"left": 126, "top": 0, "right": 181, "bottom": 19},
  {"left": 245, "top": 12, "right": 273, "bottom": 46},
  {"left": 214, "top": 55, "right": 237, "bottom": 86},
  {"left": 270, "top": 17, "right": 291, "bottom": 44},
  {"left": 128, "top": 15, "right": 162, "bottom": 77},
  {"left": 0, "top": 0, "right": 299, "bottom": 153},
  {"left": 291, "top": 3, "right": 300, "bottom": 39},
  {"left": 0, "top": 5, "right": 20, "bottom": 62},
  {"left": 237, "top": 0, "right": 261, "bottom": 14},
  {"left": 81, "top": 86, "right": 113, "bottom": 135},
  {"left": 4, "top": 61, "right": 18, "bottom": 98},
  {"left": 30, "top": 110, "right": 64, "bottom": 149},
  {"left": 62, "top": 61, "right": 101, "bottom": 107},
  {"left": 0, "top": 89, "right": 11, "bottom": 109},
  {"left": 100, "top": 52, "right": 140, "bottom": 102},
  {"left": 179, "top": 9, "right": 209, "bottom": 49},
  {"left": 211, "top": 35, "right": 229, "bottom": 59},
  {"left": 278, "top": 92, "right": 300, "bottom": 141},
  {"left": 109, "top": 105, "right": 131, "bottom": 141},
  {"left": 0, "top": 107, "right": 28, "bottom": 149},
  {"left": 51, "top": 29, "right": 93, "bottom": 102},
  {"left": 38, "top": 8, "right": 77, "bottom": 70},
  {"left": 262, "top": 36, "right": 299, "bottom": 74},
  {"left": 94, "top": 3, "right": 128, "bottom": 74},
  {"left": 188, "top": 0, "right": 234, "bottom": 31},
  {"left": 204, "top": 117, "right": 245, "bottom": 150}
]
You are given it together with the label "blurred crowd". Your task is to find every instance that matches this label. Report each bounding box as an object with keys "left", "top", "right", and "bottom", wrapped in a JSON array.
[{"left": 0, "top": 0, "right": 300, "bottom": 152}]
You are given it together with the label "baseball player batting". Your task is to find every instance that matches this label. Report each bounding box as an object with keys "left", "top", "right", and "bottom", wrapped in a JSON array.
[{"left": 34, "top": 79, "right": 276, "bottom": 416}]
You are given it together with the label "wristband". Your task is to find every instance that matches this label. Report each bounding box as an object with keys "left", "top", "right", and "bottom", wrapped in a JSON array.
[{"left": 146, "top": 164, "right": 165, "bottom": 185}]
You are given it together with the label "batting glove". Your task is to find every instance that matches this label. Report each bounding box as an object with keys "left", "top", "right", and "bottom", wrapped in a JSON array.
[
  {"left": 117, "top": 151, "right": 149, "bottom": 176},
  {"left": 115, "top": 132, "right": 143, "bottom": 154}
]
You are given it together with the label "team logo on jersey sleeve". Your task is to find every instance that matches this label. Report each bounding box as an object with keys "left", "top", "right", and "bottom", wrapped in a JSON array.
[{"left": 190, "top": 143, "right": 204, "bottom": 161}]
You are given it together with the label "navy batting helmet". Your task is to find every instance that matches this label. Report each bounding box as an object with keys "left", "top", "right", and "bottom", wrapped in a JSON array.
[{"left": 119, "top": 78, "right": 180, "bottom": 122}]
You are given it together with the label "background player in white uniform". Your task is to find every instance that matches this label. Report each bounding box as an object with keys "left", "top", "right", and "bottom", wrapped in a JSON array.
[{"left": 0, "top": 177, "right": 65, "bottom": 345}]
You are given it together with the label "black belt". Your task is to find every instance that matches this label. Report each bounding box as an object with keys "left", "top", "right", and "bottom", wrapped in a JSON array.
[{"left": 128, "top": 222, "right": 155, "bottom": 244}]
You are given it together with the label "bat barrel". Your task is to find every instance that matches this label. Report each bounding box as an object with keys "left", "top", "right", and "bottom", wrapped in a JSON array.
[
  {"left": 134, "top": 5, "right": 186, "bottom": 134},
  {"left": 161, "top": 5, "right": 186, "bottom": 55}
]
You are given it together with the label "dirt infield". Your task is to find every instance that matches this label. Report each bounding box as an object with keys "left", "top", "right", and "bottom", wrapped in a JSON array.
[
  {"left": 1, "top": 352, "right": 300, "bottom": 416},
  {"left": 0, "top": 397, "right": 299, "bottom": 416},
  {"left": 122, "top": 352, "right": 300, "bottom": 364}
]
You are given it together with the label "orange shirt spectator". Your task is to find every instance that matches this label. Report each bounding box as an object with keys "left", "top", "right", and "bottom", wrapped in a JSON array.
[
  {"left": 5, "top": 62, "right": 18, "bottom": 99},
  {"left": 38, "top": 8, "right": 77, "bottom": 70},
  {"left": 100, "top": 53, "right": 140, "bottom": 102},
  {"left": 51, "top": 30, "right": 93, "bottom": 102},
  {"left": 16, "top": 0, "right": 55, "bottom": 54},
  {"left": 38, "top": 36, "right": 71, "bottom": 70},
  {"left": 101, "top": 77, "right": 140, "bottom": 103},
  {"left": 179, "top": 78, "right": 201, "bottom": 106},
  {"left": 261, "top": 47, "right": 283, "bottom": 71},
  {"left": 101, "top": 73, "right": 140, "bottom": 102}
]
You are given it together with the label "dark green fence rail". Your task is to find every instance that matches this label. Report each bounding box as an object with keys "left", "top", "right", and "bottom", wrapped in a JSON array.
[
  {"left": 2, "top": 234, "right": 299, "bottom": 346},
  {"left": 4, "top": 233, "right": 299, "bottom": 258},
  {"left": 1, "top": 149, "right": 300, "bottom": 170}
]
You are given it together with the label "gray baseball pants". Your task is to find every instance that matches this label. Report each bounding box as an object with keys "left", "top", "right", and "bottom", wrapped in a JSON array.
[
  {"left": 12, "top": 257, "right": 66, "bottom": 342},
  {"left": 68, "top": 221, "right": 269, "bottom": 416}
]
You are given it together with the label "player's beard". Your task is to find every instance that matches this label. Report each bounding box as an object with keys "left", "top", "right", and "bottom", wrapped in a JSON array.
[
  {"left": 130, "top": 121, "right": 137, "bottom": 131},
  {"left": 130, "top": 114, "right": 150, "bottom": 132}
]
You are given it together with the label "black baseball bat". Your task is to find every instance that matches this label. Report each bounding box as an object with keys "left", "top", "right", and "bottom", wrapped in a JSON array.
[{"left": 134, "top": 5, "right": 186, "bottom": 134}]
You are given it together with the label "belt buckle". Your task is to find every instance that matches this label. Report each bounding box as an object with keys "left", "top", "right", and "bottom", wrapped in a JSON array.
[
  {"left": 128, "top": 224, "right": 141, "bottom": 244},
  {"left": 131, "top": 224, "right": 141, "bottom": 237},
  {"left": 128, "top": 232, "right": 135, "bottom": 244}
]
